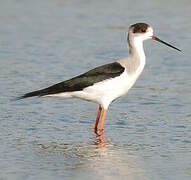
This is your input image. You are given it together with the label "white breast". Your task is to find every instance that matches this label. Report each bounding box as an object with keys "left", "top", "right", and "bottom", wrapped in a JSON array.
[
  {"left": 71, "top": 66, "right": 144, "bottom": 109},
  {"left": 46, "top": 60, "right": 145, "bottom": 109}
]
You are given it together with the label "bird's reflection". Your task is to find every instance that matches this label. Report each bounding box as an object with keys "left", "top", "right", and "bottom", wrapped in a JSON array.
[
  {"left": 35, "top": 130, "right": 146, "bottom": 179},
  {"left": 94, "top": 131, "right": 108, "bottom": 150}
]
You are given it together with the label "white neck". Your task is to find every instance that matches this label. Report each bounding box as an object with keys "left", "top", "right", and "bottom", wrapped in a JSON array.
[{"left": 128, "top": 36, "right": 145, "bottom": 62}]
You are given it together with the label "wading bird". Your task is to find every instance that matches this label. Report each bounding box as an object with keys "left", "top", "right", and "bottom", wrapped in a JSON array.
[{"left": 18, "top": 23, "right": 181, "bottom": 134}]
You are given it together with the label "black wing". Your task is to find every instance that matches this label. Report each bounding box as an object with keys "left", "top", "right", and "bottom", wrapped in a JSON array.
[{"left": 19, "top": 62, "right": 125, "bottom": 99}]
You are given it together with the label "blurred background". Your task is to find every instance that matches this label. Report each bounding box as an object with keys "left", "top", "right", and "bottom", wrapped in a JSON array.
[{"left": 0, "top": 0, "right": 191, "bottom": 179}]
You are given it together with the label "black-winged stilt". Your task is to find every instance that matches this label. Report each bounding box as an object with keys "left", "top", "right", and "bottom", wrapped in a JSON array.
[{"left": 18, "top": 23, "right": 181, "bottom": 134}]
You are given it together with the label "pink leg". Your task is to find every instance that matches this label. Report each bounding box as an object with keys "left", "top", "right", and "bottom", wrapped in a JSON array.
[
  {"left": 99, "top": 109, "right": 107, "bottom": 134},
  {"left": 94, "top": 105, "right": 102, "bottom": 133}
]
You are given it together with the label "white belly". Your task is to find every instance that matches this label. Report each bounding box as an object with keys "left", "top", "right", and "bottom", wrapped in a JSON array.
[
  {"left": 45, "top": 66, "right": 144, "bottom": 109},
  {"left": 71, "top": 70, "right": 142, "bottom": 109}
]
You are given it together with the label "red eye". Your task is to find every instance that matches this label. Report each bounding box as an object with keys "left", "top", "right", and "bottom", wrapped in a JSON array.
[{"left": 141, "top": 29, "right": 146, "bottom": 33}]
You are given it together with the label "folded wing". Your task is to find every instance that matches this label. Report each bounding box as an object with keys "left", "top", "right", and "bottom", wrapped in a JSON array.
[{"left": 18, "top": 62, "right": 125, "bottom": 99}]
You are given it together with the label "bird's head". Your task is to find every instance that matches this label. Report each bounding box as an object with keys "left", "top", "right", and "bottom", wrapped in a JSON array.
[{"left": 128, "top": 22, "right": 181, "bottom": 51}]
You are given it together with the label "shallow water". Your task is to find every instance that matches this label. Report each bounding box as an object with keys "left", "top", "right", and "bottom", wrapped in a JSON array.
[{"left": 1, "top": 0, "right": 191, "bottom": 179}]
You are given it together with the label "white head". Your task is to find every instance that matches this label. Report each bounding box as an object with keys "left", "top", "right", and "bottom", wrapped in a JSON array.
[{"left": 128, "top": 22, "right": 181, "bottom": 51}]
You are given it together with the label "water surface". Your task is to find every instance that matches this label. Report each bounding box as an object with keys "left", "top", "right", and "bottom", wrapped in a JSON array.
[{"left": 1, "top": 0, "right": 191, "bottom": 179}]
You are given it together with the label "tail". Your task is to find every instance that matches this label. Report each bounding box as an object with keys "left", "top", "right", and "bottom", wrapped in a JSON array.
[
  {"left": 16, "top": 79, "right": 72, "bottom": 100},
  {"left": 16, "top": 89, "right": 46, "bottom": 100}
]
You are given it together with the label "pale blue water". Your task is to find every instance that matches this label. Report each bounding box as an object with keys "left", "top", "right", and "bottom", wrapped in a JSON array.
[{"left": 1, "top": 0, "right": 191, "bottom": 179}]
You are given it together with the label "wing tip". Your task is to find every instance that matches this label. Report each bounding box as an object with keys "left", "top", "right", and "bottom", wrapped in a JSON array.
[{"left": 13, "top": 90, "right": 44, "bottom": 101}]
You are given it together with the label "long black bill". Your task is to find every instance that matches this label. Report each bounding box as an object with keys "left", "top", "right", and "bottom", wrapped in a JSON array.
[{"left": 152, "top": 36, "right": 181, "bottom": 52}]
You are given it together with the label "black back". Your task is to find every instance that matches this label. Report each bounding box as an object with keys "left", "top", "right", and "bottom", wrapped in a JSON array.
[{"left": 20, "top": 62, "right": 125, "bottom": 98}]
